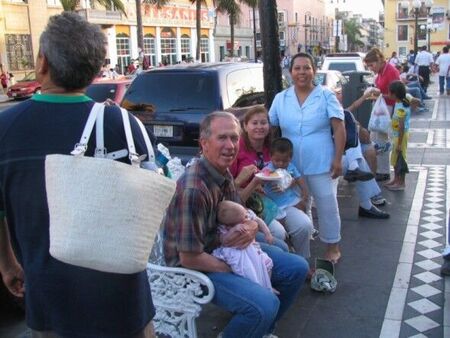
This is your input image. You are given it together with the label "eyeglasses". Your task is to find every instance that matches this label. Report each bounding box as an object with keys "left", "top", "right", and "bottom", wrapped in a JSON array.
[{"left": 255, "top": 152, "right": 265, "bottom": 170}]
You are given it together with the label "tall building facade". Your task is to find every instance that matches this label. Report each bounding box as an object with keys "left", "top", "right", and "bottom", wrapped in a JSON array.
[
  {"left": 384, "top": 0, "right": 449, "bottom": 58},
  {"left": 0, "top": 0, "right": 217, "bottom": 77}
]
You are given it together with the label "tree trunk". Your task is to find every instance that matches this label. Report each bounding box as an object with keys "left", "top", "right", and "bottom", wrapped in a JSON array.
[
  {"left": 230, "top": 15, "right": 235, "bottom": 57},
  {"left": 136, "top": 0, "right": 143, "bottom": 52},
  {"left": 196, "top": 0, "right": 201, "bottom": 62},
  {"left": 258, "top": 0, "right": 282, "bottom": 109}
]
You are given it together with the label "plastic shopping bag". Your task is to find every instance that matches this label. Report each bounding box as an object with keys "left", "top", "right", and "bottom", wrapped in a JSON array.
[{"left": 368, "top": 96, "right": 391, "bottom": 133}]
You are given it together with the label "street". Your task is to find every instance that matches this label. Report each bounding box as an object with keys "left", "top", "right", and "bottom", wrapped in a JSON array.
[{"left": 0, "top": 78, "right": 449, "bottom": 338}]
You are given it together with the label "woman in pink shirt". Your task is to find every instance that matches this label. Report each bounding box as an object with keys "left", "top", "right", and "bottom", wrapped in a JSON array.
[
  {"left": 230, "top": 106, "right": 313, "bottom": 259},
  {"left": 364, "top": 48, "right": 400, "bottom": 182}
]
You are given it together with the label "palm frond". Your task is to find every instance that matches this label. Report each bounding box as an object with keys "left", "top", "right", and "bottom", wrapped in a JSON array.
[
  {"left": 95, "top": 0, "right": 127, "bottom": 16},
  {"left": 59, "top": 0, "right": 78, "bottom": 11},
  {"left": 142, "top": 0, "right": 170, "bottom": 8}
]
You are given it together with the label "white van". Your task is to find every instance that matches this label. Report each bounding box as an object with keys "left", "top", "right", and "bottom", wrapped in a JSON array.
[{"left": 321, "top": 53, "right": 367, "bottom": 73}]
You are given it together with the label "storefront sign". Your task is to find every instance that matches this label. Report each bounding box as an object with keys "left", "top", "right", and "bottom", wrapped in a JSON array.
[{"left": 141, "top": 5, "right": 213, "bottom": 27}]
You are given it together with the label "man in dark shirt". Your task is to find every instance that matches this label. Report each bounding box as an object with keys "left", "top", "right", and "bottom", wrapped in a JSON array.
[
  {"left": 163, "top": 111, "right": 309, "bottom": 337},
  {"left": 0, "top": 13, "right": 155, "bottom": 337}
]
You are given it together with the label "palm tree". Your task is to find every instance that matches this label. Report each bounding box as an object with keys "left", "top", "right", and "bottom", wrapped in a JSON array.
[
  {"left": 258, "top": 0, "right": 281, "bottom": 108},
  {"left": 215, "top": 0, "right": 257, "bottom": 57},
  {"left": 343, "top": 18, "right": 364, "bottom": 51},
  {"left": 136, "top": 0, "right": 169, "bottom": 60},
  {"left": 188, "top": 0, "right": 207, "bottom": 62},
  {"left": 59, "top": 0, "right": 126, "bottom": 15}
]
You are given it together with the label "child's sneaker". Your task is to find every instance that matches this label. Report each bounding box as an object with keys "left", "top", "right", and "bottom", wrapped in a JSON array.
[{"left": 311, "top": 228, "right": 319, "bottom": 240}]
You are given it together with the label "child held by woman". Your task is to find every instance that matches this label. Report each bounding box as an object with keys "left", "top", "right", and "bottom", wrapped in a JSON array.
[{"left": 263, "top": 137, "right": 310, "bottom": 220}]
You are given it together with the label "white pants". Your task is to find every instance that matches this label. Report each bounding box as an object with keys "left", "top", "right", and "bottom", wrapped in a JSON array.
[{"left": 304, "top": 173, "right": 341, "bottom": 244}]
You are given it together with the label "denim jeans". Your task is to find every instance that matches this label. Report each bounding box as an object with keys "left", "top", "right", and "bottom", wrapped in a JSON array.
[
  {"left": 438, "top": 75, "right": 450, "bottom": 94},
  {"left": 207, "top": 244, "right": 309, "bottom": 338}
]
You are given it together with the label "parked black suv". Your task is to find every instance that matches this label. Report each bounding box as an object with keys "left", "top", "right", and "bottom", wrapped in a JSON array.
[{"left": 122, "top": 62, "right": 266, "bottom": 163}]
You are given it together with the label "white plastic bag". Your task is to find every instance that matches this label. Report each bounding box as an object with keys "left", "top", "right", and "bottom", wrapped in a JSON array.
[{"left": 368, "top": 96, "right": 391, "bottom": 133}]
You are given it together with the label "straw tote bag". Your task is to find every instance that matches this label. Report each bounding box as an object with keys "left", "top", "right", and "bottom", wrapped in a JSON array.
[{"left": 45, "top": 103, "right": 176, "bottom": 274}]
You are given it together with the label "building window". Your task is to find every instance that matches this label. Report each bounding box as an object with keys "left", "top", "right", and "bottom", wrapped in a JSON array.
[
  {"left": 397, "top": 25, "right": 408, "bottom": 41},
  {"left": 116, "top": 33, "right": 131, "bottom": 74},
  {"left": 160, "top": 28, "right": 176, "bottom": 65},
  {"left": 47, "top": 0, "right": 59, "bottom": 6},
  {"left": 418, "top": 26, "right": 426, "bottom": 41},
  {"left": 397, "top": 3, "right": 409, "bottom": 19},
  {"left": 399, "top": 47, "right": 407, "bottom": 58},
  {"left": 180, "top": 34, "right": 191, "bottom": 62},
  {"left": 245, "top": 46, "right": 250, "bottom": 58},
  {"left": 200, "top": 35, "right": 209, "bottom": 62},
  {"left": 220, "top": 46, "right": 225, "bottom": 61},
  {"left": 5, "top": 34, "right": 34, "bottom": 71},
  {"left": 143, "top": 34, "right": 156, "bottom": 67},
  {"left": 278, "top": 12, "right": 285, "bottom": 24}
]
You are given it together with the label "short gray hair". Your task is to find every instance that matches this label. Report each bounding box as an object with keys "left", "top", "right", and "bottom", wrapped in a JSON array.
[
  {"left": 200, "top": 111, "right": 240, "bottom": 139},
  {"left": 39, "top": 12, "right": 106, "bottom": 90}
]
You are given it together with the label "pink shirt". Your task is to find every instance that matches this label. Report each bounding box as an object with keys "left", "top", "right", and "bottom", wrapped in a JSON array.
[
  {"left": 230, "top": 138, "right": 271, "bottom": 187},
  {"left": 375, "top": 62, "right": 400, "bottom": 107}
]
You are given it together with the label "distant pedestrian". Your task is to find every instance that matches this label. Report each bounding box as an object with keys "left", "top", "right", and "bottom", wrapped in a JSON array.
[
  {"left": 389, "top": 51, "right": 400, "bottom": 67},
  {"left": 0, "top": 65, "right": 8, "bottom": 94},
  {"left": 414, "top": 46, "right": 434, "bottom": 93},
  {"left": 406, "top": 49, "right": 416, "bottom": 67},
  {"left": 435, "top": 46, "right": 450, "bottom": 95}
]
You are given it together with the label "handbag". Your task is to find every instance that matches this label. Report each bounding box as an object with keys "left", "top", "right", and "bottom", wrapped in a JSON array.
[
  {"left": 45, "top": 103, "right": 176, "bottom": 274},
  {"left": 245, "top": 192, "right": 279, "bottom": 225},
  {"left": 368, "top": 96, "right": 391, "bottom": 133}
]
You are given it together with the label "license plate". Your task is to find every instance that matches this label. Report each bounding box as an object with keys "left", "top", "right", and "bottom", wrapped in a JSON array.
[
  {"left": 153, "top": 125, "right": 173, "bottom": 138},
  {"left": 12, "top": 93, "right": 17, "bottom": 97}
]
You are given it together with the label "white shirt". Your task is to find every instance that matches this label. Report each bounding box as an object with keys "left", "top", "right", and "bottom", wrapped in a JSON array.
[
  {"left": 389, "top": 57, "right": 399, "bottom": 66},
  {"left": 415, "top": 50, "right": 434, "bottom": 66},
  {"left": 435, "top": 53, "right": 450, "bottom": 76}
]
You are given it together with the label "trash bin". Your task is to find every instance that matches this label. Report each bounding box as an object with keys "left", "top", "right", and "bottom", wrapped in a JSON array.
[{"left": 342, "top": 71, "right": 373, "bottom": 129}]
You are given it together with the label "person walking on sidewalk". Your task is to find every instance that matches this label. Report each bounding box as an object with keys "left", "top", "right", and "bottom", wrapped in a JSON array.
[
  {"left": 434, "top": 46, "right": 450, "bottom": 95},
  {"left": 414, "top": 46, "right": 434, "bottom": 94},
  {"left": 163, "top": 111, "right": 309, "bottom": 338},
  {"left": 0, "top": 13, "right": 156, "bottom": 337}
]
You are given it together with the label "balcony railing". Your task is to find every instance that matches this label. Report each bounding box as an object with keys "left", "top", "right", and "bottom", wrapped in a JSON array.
[
  {"left": 396, "top": 11, "right": 431, "bottom": 20},
  {"left": 76, "top": 9, "right": 122, "bottom": 23}
]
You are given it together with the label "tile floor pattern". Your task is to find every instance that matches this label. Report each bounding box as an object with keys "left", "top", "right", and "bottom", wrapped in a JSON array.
[{"left": 399, "top": 165, "right": 447, "bottom": 337}]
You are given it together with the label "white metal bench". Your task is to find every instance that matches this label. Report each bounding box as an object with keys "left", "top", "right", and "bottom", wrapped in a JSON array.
[{"left": 147, "top": 235, "right": 215, "bottom": 338}]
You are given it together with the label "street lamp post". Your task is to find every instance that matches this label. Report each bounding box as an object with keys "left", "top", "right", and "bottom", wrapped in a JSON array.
[{"left": 404, "top": 0, "right": 434, "bottom": 55}]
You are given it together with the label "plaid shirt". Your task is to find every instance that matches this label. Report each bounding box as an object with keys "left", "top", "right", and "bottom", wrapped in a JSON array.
[{"left": 163, "top": 157, "right": 240, "bottom": 267}]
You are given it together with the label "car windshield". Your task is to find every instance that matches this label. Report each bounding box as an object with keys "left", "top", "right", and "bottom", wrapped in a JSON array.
[
  {"left": 20, "top": 73, "right": 36, "bottom": 82},
  {"left": 327, "top": 62, "right": 357, "bottom": 72},
  {"left": 123, "top": 72, "right": 217, "bottom": 112},
  {"left": 86, "top": 83, "right": 118, "bottom": 102},
  {"left": 315, "top": 73, "right": 326, "bottom": 85}
]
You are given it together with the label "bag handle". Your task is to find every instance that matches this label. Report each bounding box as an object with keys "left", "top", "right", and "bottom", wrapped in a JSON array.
[
  {"left": 133, "top": 116, "right": 155, "bottom": 163},
  {"left": 119, "top": 107, "right": 141, "bottom": 167},
  {"left": 95, "top": 105, "right": 106, "bottom": 158},
  {"left": 71, "top": 103, "right": 104, "bottom": 156}
]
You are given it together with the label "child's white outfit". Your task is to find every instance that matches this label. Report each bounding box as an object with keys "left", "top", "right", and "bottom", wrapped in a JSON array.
[
  {"left": 263, "top": 162, "right": 302, "bottom": 219},
  {"left": 212, "top": 210, "right": 274, "bottom": 291}
]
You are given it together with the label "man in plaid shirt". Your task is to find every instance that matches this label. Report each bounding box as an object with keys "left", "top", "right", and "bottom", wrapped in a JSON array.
[{"left": 163, "top": 111, "right": 309, "bottom": 338}]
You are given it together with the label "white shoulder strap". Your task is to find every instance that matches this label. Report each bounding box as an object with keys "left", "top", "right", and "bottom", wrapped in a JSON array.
[
  {"left": 71, "top": 103, "right": 104, "bottom": 156},
  {"left": 133, "top": 116, "right": 155, "bottom": 163},
  {"left": 119, "top": 108, "right": 140, "bottom": 167},
  {"left": 95, "top": 105, "right": 106, "bottom": 158}
]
